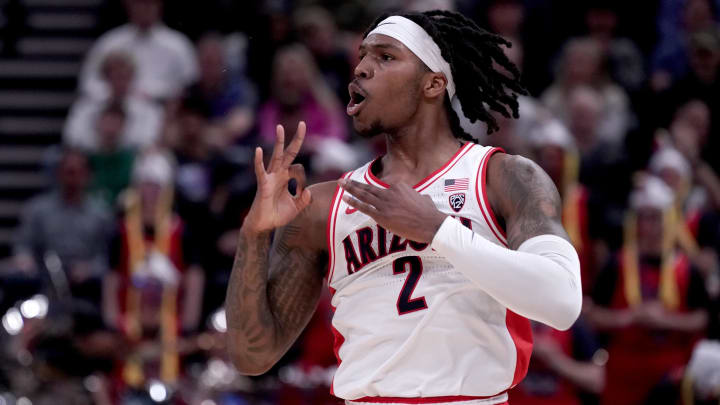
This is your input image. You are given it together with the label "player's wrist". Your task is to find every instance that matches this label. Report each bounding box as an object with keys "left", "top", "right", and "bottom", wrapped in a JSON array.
[
  {"left": 425, "top": 212, "right": 450, "bottom": 243},
  {"left": 430, "top": 216, "right": 460, "bottom": 250},
  {"left": 240, "top": 216, "right": 273, "bottom": 237}
]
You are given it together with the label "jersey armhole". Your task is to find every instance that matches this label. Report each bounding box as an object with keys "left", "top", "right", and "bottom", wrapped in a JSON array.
[
  {"left": 475, "top": 147, "right": 508, "bottom": 247},
  {"left": 326, "top": 171, "right": 354, "bottom": 283}
]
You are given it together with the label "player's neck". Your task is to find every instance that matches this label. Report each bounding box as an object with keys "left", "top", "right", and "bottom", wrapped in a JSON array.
[{"left": 379, "top": 109, "right": 461, "bottom": 184}]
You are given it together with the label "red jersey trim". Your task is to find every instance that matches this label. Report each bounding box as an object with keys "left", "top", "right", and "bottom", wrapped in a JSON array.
[
  {"left": 328, "top": 287, "right": 345, "bottom": 396},
  {"left": 326, "top": 171, "right": 353, "bottom": 283},
  {"left": 505, "top": 309, "right": 533, "bottom": 389},
  {"left": 481, "top": 147, "right": 507, "bottom": 241},
  {"left": 475, "top": 147, "right": 507, "bottom": 247},
  {"left": 365, "top": 143, "right": 474, "bottom": 191},
  {"left": 353, "top": 392, "right": 507, "bottom": 404}
]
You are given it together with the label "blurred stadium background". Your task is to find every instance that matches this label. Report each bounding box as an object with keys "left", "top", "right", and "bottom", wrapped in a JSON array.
[{"left": 0, "top": 0, "right": 719, "bottom": 404}]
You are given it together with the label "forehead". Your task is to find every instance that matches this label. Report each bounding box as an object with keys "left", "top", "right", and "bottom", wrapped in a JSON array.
[
  {"left": 361, "top": 33, "right": 410, "bottom": 54},
  {"left": 360, "top": 33, "right": 427, "bottom": 70}
]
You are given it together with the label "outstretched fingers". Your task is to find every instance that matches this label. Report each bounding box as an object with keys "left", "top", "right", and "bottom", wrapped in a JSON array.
[
  {"left": 253, "top": 147, "right": 266, "bottom": 182},
  {"left": 268, "top": 124, "right": 285, "bottom": 172},
  {"left": 283, "top": 121, "right": 307, "bottom": 168}
]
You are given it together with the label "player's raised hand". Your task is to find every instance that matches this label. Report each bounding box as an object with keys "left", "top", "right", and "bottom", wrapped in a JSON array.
[
  {"left": 243, "top": 122, "right": 311, "bottom": 234},
  {"left": 339, "top": 180, "right": 447, "bottom": 243}
]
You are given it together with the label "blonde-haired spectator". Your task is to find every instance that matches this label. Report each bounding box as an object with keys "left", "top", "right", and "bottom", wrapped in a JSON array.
[{"left": 64, "top": 51, "right": 164, "bottom": 152}]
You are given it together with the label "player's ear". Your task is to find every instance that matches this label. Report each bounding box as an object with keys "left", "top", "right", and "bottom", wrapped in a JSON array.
[{"left": 423, "top": 72, "right": 447, "bottom": 99}]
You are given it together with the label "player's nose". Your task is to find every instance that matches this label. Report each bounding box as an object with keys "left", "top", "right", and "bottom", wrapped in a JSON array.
[{"left": 353, "top": 58, "right": 373, "bottom": 80}]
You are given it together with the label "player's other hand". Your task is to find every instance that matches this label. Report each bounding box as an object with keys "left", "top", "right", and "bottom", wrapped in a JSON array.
[
  {"left": 243, "top": 122, "right": 311, "bottom": 234},
  {"left": 340, "top": 180, "right": 447, "bottom": 243}
]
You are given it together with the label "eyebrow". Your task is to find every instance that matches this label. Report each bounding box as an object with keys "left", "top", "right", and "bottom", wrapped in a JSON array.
[{"left": 358, "top": 42, "right": 403, "bottom": 52}]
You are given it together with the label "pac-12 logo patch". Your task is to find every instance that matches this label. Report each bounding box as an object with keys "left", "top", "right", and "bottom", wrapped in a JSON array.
[{"left": 449, "top": 193, "right": 466, "bottom": 212}]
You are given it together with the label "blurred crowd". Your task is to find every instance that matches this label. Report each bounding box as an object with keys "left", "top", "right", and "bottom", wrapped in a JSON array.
[{"left": 1, "top": 0, "right": 720, "bottom": 404}]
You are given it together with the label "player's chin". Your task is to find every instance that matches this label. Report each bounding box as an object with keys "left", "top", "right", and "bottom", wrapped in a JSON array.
[
  {"left": 353, "top": 118, "right": 384, "bottom": 139},
  {"left": 352, "top": 115, "right": 369, "bottom": 133}
]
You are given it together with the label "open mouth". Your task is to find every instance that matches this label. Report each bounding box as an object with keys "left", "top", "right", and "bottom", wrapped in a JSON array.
[{"left": 347, "top": 83, "right": 367, "bottom": 116}]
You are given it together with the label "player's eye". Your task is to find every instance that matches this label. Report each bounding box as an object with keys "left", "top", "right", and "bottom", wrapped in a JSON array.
[{"left": 381, "top": 53, "right": 394, "bottom": 61}]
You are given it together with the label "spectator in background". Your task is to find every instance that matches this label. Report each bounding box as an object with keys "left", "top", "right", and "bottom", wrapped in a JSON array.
[
  {"left": 498, "top": 39, "right": 545, "bottom": 141},
  {"left": 258, "top": 44, "right": 348, "bottom": 157},
  {"left": 169, "top": 96, "right": 217, "bottom": 237},
  {"left": 87, "top": 103, "right": 136, "bottom": 208},
  {"left": 588, "top": 177, "right": 709, "bottom": 405},
  {"left": 64, "top": 51, "right": 164, "bottom": 151},
  {"left": 566, "top": 86, "right": 626, "bottom": 182},
  {"left": 542, "top": 37, "right": 632, "bottom": 147},
  {"left": 652, "top": 0, "right": 718, "bottom": 92},
  {"left": 661, "top": 28, "right": 720, "bottom": 142},
  {"left": 673, "top": 99, "right": 711, "bottom": 149},
  {"left": 696, "top": 210, "right": 720, "bottom": 341},
  {"left": 13, "top": 149, "right": 112, "bottom": 305},
  {"left": 528, "top": 120, "right": 596, "bottom": 292},
  {"left": 510, "top": 319, "right": 604, "bottom": 405},
  {"left": 666, "top": 101, "right": 720, "bottom": 211},
  {"left": 649, "top": 147, "right": 703, "bottom": 240},
  {"left": 186, "top": 33, "right": 257, "bottom": 147},
  {"left": 78, "top": 0, "right": 198, "bottom": 103},
  {"left": 566, "top": 87, "right": 630, "bottom": 209},
  {"left": 486, "top": 0, "right": 524, "bottom": 42},
  {"left": 295, "top": 6, "right": 353, "bottom": 105},
  {"left": 584, "top": 1, "right": 646, "bottom": 93},
  {"left": 103, "top": 151, "right": 204, "bottom": 393},
  {"left": 470, "top": 37, "right": 545, "bottom": 146},
  {"left": 245, "top": 0, "right": 295, "bottom": 101},
  {"left": 166, "top": 94, "right": 259, "bottom": 323}
]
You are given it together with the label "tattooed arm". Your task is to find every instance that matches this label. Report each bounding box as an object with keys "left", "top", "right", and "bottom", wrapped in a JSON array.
[
  {"left": 226, "top": 184, "right": 333, "bottom": 375},
  {"left": 486, "top": 153, "right": 569, "bottom": 249},
  {"left": 425, "top": 153, "right": 582, "bottom": 330},
  {"left": 225, "top": 122, "right": 333, "bottom": 375}
]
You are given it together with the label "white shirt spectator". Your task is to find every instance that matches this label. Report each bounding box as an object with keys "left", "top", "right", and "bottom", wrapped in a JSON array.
[
  {"left": 541, "top": 83, "right": 630, "bottom": 146},
  {"left": 79, "top": 23, "right": 198, "bottom": 101},
  {"left": 63, "top": 96, "right": 164, "bottom": 151}
]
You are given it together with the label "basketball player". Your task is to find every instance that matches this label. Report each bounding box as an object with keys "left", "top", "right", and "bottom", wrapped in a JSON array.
[{"left": 226, "top": 10, "right": 582, "bottom": 405}]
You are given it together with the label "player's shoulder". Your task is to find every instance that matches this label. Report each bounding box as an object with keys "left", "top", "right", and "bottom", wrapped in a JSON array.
[
  {"left": 485, "top": 151, "right": 558, "bottom": 214},
  {"left": 486, "top": 151, "right": 544, "bottom": 186},
  {"left": 286, "top": 180, "right": 343, "bottom": 251},
  {"left": 306, "top": 180, "right": 341, "bottom": 213}
]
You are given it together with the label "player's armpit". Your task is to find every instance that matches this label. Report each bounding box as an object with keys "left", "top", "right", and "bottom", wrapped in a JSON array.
[{"left": 486, "top": 153, "right": 569, "bottom": 250}]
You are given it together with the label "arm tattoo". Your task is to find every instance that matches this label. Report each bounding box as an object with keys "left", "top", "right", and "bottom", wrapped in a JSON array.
[
  {"left": 492, "top": 155, "right": 569, "bottom": 249},
  {"left": 225, "top": 220, "right": 324, "bottom": 373}
]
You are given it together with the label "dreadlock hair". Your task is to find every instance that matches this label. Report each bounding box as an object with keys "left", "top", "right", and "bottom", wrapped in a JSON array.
[{"left": 364, "top": 10, "right": 527, "bottom": 142}]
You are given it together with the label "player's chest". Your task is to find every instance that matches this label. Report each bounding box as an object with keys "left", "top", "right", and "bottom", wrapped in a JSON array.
[{"left": 331, "top": 190, "right": 481, "bottom": 281}]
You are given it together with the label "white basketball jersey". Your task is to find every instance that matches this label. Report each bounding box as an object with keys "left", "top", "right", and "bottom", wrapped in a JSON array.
[{"left": 326, "top": 143, "right": 533, "bottom": 404}]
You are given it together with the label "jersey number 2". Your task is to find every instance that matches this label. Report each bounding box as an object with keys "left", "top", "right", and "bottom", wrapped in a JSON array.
[{"left": 393, "top": 256, "right": 428, "bottom": 315}]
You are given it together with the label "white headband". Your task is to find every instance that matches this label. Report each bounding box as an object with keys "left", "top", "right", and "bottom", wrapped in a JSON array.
[{"left": 367, "top": 16, "right": 456, "bottom": 99}]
